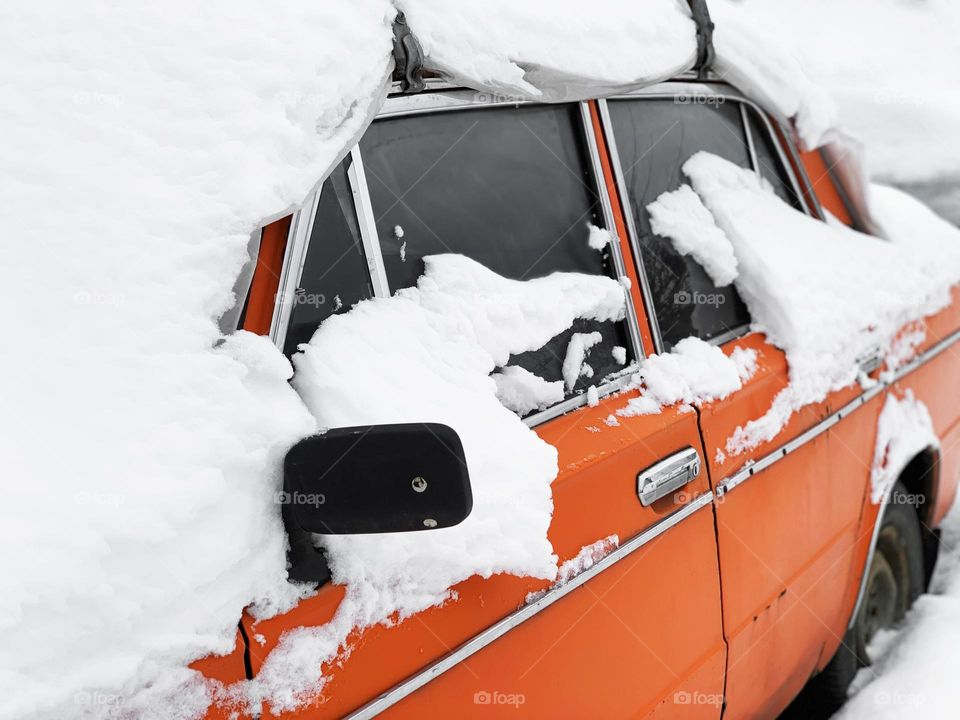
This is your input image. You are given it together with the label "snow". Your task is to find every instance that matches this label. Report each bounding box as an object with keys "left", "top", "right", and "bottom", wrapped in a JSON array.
[
  {"left": 870, "top": 391, "right": 939, "bottom": 505},
  {"left": 586, "top": 385, "right": 600, "bottom": 407},
  {"left": 618, "top": 337, "right": 754, "bottom": 417},
  {"left": 834, "top": 496, "right": 960, "bottom": 720},
  {"left": 612, "top": 345, "right": 627, "bottom": 365},
  {"left": 562, "top": 331, "right": 604, "bottom": 392},
  {"left": 0, "top": 2, "right": 395, "bottom": 717},
  {"left": 587, "top": 223, "right": 614, "bottom": 252},
  {"left": 492, "top": 365, "right": 565, "bottom": 416},
  {"left": 710, "top": 1, "right": 838, "bottom": 151},
  {"left": 647, "top": 185, "right": 739, "bottom": 286},
  {"left": 678, "top": 152, "right": 960, "bottom": 455},
  {"left": 249, "top": 254, "right": 624, "bottom": 710},
  {"left": 525, "top": 535, "right": 619, "bottom": 604},
  {"left": 735, "top": 0, "right": 960, "bottom": 183},
  {"left": 399, "top": 0, "right": 697, "bottom": 101}
]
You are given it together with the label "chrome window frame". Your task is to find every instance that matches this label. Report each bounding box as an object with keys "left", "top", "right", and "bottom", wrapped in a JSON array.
[
  {"left": 597, "top": 81, "right": 819, "bottom": 353},
  {"left": 277, "top": 88, "right": 647, "bottom": 428}
]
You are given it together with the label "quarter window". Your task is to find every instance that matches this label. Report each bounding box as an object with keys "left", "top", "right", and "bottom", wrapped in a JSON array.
[{"left": 283, "top": 157, "right": 374, "bottom": 356}]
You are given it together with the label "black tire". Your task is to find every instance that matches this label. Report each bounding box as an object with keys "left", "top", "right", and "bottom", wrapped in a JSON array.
[{"left": 779, "top": 481, "right": 925, "bottom": 719}]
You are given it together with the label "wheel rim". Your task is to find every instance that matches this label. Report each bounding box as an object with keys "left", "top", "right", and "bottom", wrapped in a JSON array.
[{"left": 855, "top": 524, "right": 912, "bottom": 662}]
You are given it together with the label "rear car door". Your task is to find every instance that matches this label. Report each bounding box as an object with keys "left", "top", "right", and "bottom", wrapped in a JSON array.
[
  {"left": 600, "top": 84, "right": 870, "bottom": 719},
  {"left": 242, "top": 90, "right": 727, "bottom": 718}
]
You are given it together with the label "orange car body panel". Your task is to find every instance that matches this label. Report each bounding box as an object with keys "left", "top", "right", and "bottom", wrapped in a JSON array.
[
  {"left": 196, "top": 95, "right": 960, "bottom": 719},
  {"left": 245, "top": 392, "right": 725, "bottom": 719}
]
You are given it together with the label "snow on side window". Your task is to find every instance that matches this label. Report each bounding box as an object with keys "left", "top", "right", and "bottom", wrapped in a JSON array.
[{"left": 360, "top": 103, "right": 634, "bottom": 413}]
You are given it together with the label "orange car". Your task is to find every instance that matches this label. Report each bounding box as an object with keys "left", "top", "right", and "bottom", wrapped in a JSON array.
[{"left": 194, "top": 37, "right": 960, "bottom": 720}]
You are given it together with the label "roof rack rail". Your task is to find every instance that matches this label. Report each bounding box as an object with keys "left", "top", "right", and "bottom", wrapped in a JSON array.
[
  {"left": 391, "top": 11, "right": 425, "bottom": 94},
  {"left": 687, "top": 0, "right": 716, "bottom": 80}
]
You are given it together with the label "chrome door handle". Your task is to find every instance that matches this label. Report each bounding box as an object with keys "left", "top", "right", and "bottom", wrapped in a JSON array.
[
  {"left": 857, "top": 346, "right": 883, "bottom": 375},
  {"left": 637, "top": 447, "right": 701, "bottom": 506}
]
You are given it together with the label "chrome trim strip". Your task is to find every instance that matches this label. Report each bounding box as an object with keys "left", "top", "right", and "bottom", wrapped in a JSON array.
[
  {"left": 740, "top": 103, "right": 760, "bottom": 173},
  {"left": 580, "top": 101, "right": 646, "bottom": 360},
  {"left": 348, "top": 146, "right": 391, "bottom": 299},
  {"left": 709, "top": 323, "right": 752, "bottom": 349},
  {"left": 596, "top": 98, "right": 666, "bottom": 355},
  {"left": 717, "top": 328, "right": 960, "bottom": 497},
  {"left": 524, "top": 373, "right": 633, "bottom": 428},
  {"left": 269, "top": 188, "right": 320, "bottom": 347},
  {"left": 344, "top": 491, "right": 715, "bottom": 720}
]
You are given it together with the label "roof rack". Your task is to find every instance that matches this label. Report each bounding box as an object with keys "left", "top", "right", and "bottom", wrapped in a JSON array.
[{"left": 391, "top": 11, "right": 425, "bottom": 94}]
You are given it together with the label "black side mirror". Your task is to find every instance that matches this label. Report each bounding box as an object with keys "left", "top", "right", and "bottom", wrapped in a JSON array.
[
  {"left": 283, "top": 423, "right": 472, "bottom": 535},
  {"left": 282, "top": 423, "right": 472, "bottom": 584}
]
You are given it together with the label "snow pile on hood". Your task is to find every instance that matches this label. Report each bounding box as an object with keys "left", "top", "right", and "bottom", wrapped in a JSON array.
[
  {"left": 249, "top": 254, "right": 625, "bottom": 711},
  {"left": 0, "top": 2, "right": 397, "bottom": 718},
  {"left": 618, "top": 337, "right": 756, "bottom": 417},
  {"left": 871, "top": 391, "right": 939, "bottom": 505},
  {"left": 668, "top": 152, "right": 960, "bottom": 454}
]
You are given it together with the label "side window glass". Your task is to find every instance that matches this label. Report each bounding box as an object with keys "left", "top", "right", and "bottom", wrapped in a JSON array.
[
  {"left": 360, "top": 104, "right": 634, "bottom": 410},
  {"left": 607, "top": 98, "right": 752, "bottom": 351},
  {"left": 744, "top": 108, "right": 802, "bottom": 210},
  {"left": 283, "top": 157, "right": 374, "bottom": 356}
]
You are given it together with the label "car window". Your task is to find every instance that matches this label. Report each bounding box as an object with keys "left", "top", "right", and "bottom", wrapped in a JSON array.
[
  {"left": 607, "top": 98, "right": 753, "bottom": 351},
  {"left": 360, "top": 104, "right": 633, "bottom": 410},
  {"left": 283, "top": 157, "right": 374, "bottom": 356},
  {"left": 744, "top": 107, "right": 802, "bottom": 210}
]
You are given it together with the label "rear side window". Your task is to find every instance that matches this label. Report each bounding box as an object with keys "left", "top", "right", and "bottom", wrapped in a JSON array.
[
  {"left": 608, "top": 99, "right": 753, "bottom": 351},
  {"left": 360, "top": 104, "right": 633, "bottom": 406},
  {"left": 283, "top": 157, "right": 373, "bottom": 356}
]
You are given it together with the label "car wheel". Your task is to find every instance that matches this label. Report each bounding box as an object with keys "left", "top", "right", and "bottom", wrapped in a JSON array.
[{"left": 780, "top": 480, "right": 925, "bottom": 718}]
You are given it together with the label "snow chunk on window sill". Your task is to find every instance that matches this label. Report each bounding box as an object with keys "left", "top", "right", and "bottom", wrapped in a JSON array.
[
  {"left": 493, "top": 365, "right": 564, "bottom": 416},
  {"left": 618, "top": 337, "right": 754, "bottom": 418}
]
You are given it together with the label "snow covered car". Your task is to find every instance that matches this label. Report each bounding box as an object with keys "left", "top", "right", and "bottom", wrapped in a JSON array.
[{"left": 190, "top": 13, "right": 960, "bottom": 720}]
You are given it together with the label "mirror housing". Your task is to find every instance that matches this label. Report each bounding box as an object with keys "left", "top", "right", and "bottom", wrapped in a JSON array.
[{"left": 282, "top": 423, "right": 472, "bottom": 535}]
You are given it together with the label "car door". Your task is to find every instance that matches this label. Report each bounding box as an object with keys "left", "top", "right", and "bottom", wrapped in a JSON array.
[
  {"left": 599, "top": 84, "right": 870, "bottom": 719},
  {"left": 235, "top": 91, "right": 728, "bottom": 719}
]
